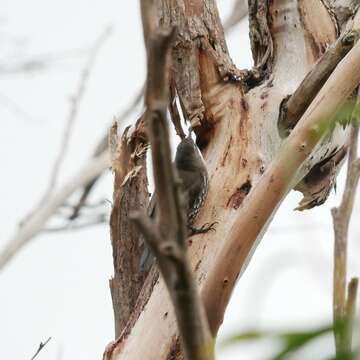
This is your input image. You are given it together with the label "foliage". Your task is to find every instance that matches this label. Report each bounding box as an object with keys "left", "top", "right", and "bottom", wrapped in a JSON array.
[{"left": 222, "top": 320, "right": 360, "bottom": 360}]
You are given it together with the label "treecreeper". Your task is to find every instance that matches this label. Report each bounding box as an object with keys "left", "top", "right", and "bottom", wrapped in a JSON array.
[{"left": 140, "top": 132, "right": 216, "bottom": 272}]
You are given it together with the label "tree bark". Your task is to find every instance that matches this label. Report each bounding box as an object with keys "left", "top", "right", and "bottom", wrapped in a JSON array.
[{"left": 104, "top": 1, "right": 360, "bottom": 359}]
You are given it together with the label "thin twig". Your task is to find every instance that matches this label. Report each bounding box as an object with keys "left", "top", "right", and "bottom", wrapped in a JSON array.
[
  {"left": 0, "top": 48, "right": 89, "bottom": 74},
  {"left": 0, "top": 28, "right": 112, "bottom": 271},
  {"left": 69, "top": 84, "right": 144, "bottom": 220},
  {"left": 331, "top": 92, "right": 360, "bottom": 355},
  {"left": 40, "top": 27, "right": 112, "bottom": 206},
  {"left": 30, "top": 337, "right": 52, "bottom": 360},
  {"left": 0, "top": 151, "right": 109, "bottom": 270},
  {"left": 0, "top": 91, "right": 40, "bottom": 122},
  {"left": 43, "top": 218, "right": 106, "bottom": 232}
]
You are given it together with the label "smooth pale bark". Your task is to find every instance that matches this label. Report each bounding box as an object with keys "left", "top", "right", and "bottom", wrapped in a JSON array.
[{"left": 105, "top": 1, "right": 360, "bottom": 359}]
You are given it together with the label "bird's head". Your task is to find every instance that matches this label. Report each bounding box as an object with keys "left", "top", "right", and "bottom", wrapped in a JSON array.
[{"left": 175, "top": 134, "right": 206, "bottom": 172}]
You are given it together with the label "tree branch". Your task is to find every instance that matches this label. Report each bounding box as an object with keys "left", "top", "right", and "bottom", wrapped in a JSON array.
[
  {"left": 125, "top": 2, "right": 214, "bottom": 359},
  {"left": 0, "top": 151, "right": 109, "bottom": 270},
  {"left": 0, "top": 28, "right": 112, "bottom": 271},
  {"left": 69, "top": 84, "right": 144, "bottom": 220},
  {"left": 331, "top": 89, "right": 360, "bottom": 355},
  {"left": 202, "top": 36, "right": 360, "bottom": 336},
  {"left": 278, "top": 29, "right": 360, "bottom": 136},
  {"left": 39, "top": 27, "right": 112, "bottom": 207},
  {"left": 344, "top": 277, "right": 359, "bottom": 351},
  {"left": 30, "top": 337, "right": 52, "bottom": 360}
]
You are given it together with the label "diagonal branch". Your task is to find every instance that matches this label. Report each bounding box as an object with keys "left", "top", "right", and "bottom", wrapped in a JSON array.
[
  {"left": 202, "top": 35, "right": 360, "bottom": 336},
  {"left": 0, "top": 151, "right": 109, "bottom": 270},
  {"left": 39, "top": 27, "right": 112, "bottom": 206},
  {"left": 69, "top": 84, "right": 144, "bottom": 220},
  {"left": 0, "top": 28, "right": 112, "bottom": 271},
  {"left": 30, "top": 337, "right": 52, "bottom": 360},
  {"left": 278, "top": 29, "right": 360, "bottom": 136}
]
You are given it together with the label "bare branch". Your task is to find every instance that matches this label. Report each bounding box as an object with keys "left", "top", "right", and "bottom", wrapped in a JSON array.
[
  {"left": 0, "top": 28, "right": 112, "bottom": 271},
  {"left": 0, "top": 48, "right": 89, "bottom": 74},
  {"left": 331, "top": 89, "right": 360, "bottom": 354},
  {"left": 69, "top": 84, "right": 144, "bottom": 220},
  {"left": 43, "top": 214, "right": 107, "bottom": 232},
  {"left": 0, "top": 151, "right": 109, "bottom": 270},
  {"left": 30, "top": 337, "right": 52, "bottom": 360},
  {"left": 0, "top": 91, "right": 40, "bottom": 122},
  {"left": 124, "top": 2, "right": 214, "bottom": 359},
  {"left": 40, "top": 27, "right": 112, "bottom": 205}
]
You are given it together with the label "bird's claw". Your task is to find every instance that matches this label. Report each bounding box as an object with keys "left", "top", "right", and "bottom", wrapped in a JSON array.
[{"left": 189, "top": 222, "right": 218, "bottom": 236}]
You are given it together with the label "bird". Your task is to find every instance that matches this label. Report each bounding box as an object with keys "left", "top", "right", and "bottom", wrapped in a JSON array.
[{"left": 139, "top": 132, "right": 215, "bottom": 273}]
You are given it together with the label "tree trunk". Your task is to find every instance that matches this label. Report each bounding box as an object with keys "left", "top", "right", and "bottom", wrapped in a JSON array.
[{"left": 104, "top": 1, "right": 360, "bottom": 359}]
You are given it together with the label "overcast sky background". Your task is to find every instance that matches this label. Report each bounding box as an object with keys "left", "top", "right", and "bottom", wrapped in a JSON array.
[{"left": 1, "top": 1, "right": 360, "bottom": 359}]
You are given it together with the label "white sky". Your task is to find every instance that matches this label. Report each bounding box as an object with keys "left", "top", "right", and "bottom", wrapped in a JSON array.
[{"left": 0, "top": 1, "right": 359, "bottom": 359}]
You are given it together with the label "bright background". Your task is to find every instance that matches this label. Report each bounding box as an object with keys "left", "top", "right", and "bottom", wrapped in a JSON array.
[{"left": 1, "top": 1, "right": 359, "bottom": 359}]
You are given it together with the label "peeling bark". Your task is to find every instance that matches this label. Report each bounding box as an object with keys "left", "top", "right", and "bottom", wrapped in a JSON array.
[
  {"left": 327, "top": 0, "right": 360, "bottom": 27},
  {"left": 109, "top": 119, "right": 150, "bottom": 338}
]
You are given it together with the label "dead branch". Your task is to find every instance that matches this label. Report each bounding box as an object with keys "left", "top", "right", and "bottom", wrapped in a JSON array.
[
  {"left": 0, "top": 91, "right": 40, "bottom": 122},
  {"left": 0, "top": 28, "right": 111, "bottom": 271},
  {"left": 69, "top": 84, "right": 144, "bottom": 220},
  {"left": 40, "top": 27, "right": 112, "bottom": 205},
  {"left": 127, "top": 2, "right": 214, "bottom": 359},
  {"left": 30, "top": 337, "right": 52, "bottom": 360},
  {"left": 43, "top": 214, "right": 107, "bottom": 232},
  {"left": 0, "top": 151, "right": 109, "bottom": 270},
  {"left": 0, "top": 48, "right": 89, "bottom": 74}
]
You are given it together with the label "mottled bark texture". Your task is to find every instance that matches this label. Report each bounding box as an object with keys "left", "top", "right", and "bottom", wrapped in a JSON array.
[
  {"left": 109, "top": 119, "right": 149, "bottom": 338},
  {"left": 104, "top": 1, "right": 360, "bottom": 359}
]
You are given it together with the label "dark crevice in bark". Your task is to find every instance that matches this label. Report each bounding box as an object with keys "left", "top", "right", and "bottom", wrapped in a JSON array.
[
  {"left": 158, "top": 0, "right": 242, "bottom": 136},
  {"left": 326, "top": 0, "right": 360, "bottom": 28},
  {"left": 295, "top": 147, "right": 347, "bottom": 210},
  {"left": 226, "top": 179, "right": 252, "bottom": 209}
]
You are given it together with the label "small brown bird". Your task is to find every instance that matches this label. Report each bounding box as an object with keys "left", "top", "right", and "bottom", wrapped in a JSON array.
[{"left": 139, "top": 133, "right": 215, "bottom": 272}]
